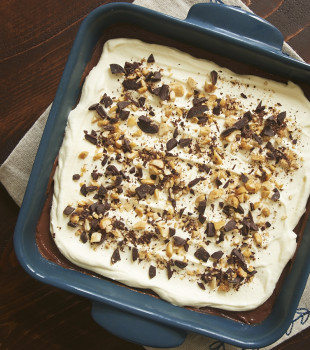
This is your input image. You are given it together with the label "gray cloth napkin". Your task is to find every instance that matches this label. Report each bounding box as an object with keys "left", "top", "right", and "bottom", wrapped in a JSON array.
[{"left": 1, "top": 0, "right": 309, "bottom": 349}]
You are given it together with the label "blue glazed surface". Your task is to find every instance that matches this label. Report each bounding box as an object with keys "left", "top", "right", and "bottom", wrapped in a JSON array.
[{"left": 14, "top": 3, "right": 310, "bottom": 348}]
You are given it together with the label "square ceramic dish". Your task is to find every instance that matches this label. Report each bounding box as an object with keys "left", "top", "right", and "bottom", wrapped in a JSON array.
[{"left": 14, "top": 3, "right": 310, "bottom": 348}]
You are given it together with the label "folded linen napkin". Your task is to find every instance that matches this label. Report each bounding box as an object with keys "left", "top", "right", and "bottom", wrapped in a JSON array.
[{"left": 1, "top": 1, "right": 309, "bottom": 349}]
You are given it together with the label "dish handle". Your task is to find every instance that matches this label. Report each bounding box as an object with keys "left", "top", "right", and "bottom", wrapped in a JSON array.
[
  {"left": 91, "top": 301, "right": 187, "bottom": 347},
  {"left": 185, "top": 3, "right": 284, "bottom": 52}
]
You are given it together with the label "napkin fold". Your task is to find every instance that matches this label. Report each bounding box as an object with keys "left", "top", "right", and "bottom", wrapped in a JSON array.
[{"left": 1, "top": 0, "right": 309, "bottom": 349}]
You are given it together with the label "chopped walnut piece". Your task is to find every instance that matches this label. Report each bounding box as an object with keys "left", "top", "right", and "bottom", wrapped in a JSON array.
[
  {"left": 133, "top": 221, "right": 147, "bottom": 230},
  {"left": 254, "top": 232, "right": 263, "bottom": 246},
  {"left": 78, "top": 151, "right": 89, "bottom": 159},
  {"left": 209, "top": 188, "right": 224, "bottom": 201}
]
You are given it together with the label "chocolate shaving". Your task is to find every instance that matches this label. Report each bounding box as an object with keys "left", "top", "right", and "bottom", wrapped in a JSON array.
[
  {"left": 122, "top": 138, "right": 132, "bottom": 153},
  {"left": 198, "top": 282, "right": 206, "bottom": 290},
  {"left": 194, "top": 247, "right": 210, "bottom": 262},
  {"left": 231, "top": 248, "right": 246, "bottom": 268},
  {"left": 167, "top": 262, "right": 173, "bottom": 279}
]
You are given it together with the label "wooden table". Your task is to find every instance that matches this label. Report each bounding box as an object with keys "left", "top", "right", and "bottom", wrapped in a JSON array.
[{"left": 1, "top": 1, "right": 309, "bottom": 349}]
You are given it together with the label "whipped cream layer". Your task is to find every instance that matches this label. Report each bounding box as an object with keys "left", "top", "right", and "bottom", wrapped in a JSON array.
[{"left": 50, "top": 38, "right": 310, "bottom": 311}]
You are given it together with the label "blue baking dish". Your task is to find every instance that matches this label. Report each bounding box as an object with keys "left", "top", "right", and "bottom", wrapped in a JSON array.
[{"left": 14, "top": 2, "right": 310, "bottom": 348}]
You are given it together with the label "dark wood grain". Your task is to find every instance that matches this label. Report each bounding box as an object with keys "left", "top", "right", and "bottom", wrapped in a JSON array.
[{"left": 0, "top": 0, "right": 309, "bottom": 349}]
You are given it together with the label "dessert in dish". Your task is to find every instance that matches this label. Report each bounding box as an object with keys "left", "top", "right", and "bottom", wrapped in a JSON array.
[{"left": 50, "top": 38, "right": 310, "bottom": 312}]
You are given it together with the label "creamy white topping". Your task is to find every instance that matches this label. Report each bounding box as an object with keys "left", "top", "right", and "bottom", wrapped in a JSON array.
[{"left": 50, "top": 38, "right": 310, "bottom": 311}]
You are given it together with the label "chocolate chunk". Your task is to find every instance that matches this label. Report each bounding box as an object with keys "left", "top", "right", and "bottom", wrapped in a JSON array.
[
  {"left": 63, "top": 206, "right": 75, "bottom": 216},
  {"left": 197, "top": 200, "right": 206, "bottom": 215},
  {"left": 114, "top": 175, "right": 123, "bottom": 187},
  {"left": 211, "top": 250, "right": 224, "bottom": 260},
  {"left": 213, "top": 104, "right": 221, "bottom": 116},
  {"left": 113, "top": 220, "right": 125, "bottom": 230},
  {"left": 271, "top": 188, "right": 280, "bottom": 201},
  {"left": 198, "top": 214, "right": 206, "bottom": 224},
  {"left": 173, "top": 236, "right": 186, "bottom": 246},
  {"left": 215, "top": 177, "right": 222, "bottom": 188},
  {"left": 80, "top": 231, "right": 88, "bottom": 243},
  {"left": 173, "top": 127, "right": 179, "bottom": 138},
  {"left": 255, "top": 101, "right": 265, "bottom": 113},
  {"left": 241, "top": 173, "right": 248, "bottom": 183},
  {"left": 216, "top": 231, "right": 225, "bottom": 243},
  {"left": 151, "top": 71, "right": 161, "bottom": 81},
  {"left": 205, "top": 222, "right": 215, "bottom": 237},
  {"left": 231, "top": 248, "right": 246, "bottom": 268},
  {"left": 193, "top": 97, "right": 207, "bottom": 106},
  {"left": 118, "top": 110, "right": 129, "bottom": 121},
  {"left": 97, "top": 185, "right": 107, "bottom": 198},
  {"left": 188, "top": 177, "right": 201, "bottom": 188},
  {"left": 111, "top": 248, "right": 121, "bottom": 264},
  {"left": 138, "top": 97, "right": 146, "bottom": 107},
  {"left": 166, "top": 138, "right": 178, "bottom": 151},
  {"left": 169, "top": 227, "right": 176, "bottom": 237},
  {"left": 147, "top": 54, "right": 155, "bottom": 63},
  {"left": 95, "top": 104, "right": 108, "bottom": 119},
  {"left": 261, "top": 125, "right": 275, "bottom": 137},
  {"left": 252, "top": 133, "right": 263, "bottom": 145},
  {"left": 210, "top": 70, "right": 218, "bottom": 85},
  {"left": 137, "top": 115, "right": 159, "bottom": 134},
  {"left": 277, "top": 111, "right": 286, "bottom": 125},
  {"left": 187, "top": 105, "right": 208, "bottom": 119},
  {"left": 122, "top": 138, "right": 132, "bottom": 153},
  {"left": 101, "top": 155, "right": 109, "bottom": 166},
  {"left": 117, "top": 101, "right": 131, "bottom": 110},
  {"left": 159, "top": 84, "right": 170, "bottom": 101},
  {"left": 110, "top": 64, "right": 125, "bottom": 74},
  {"left": 106, "top": 165, "right": 119, "bottom": 175},
  {"left": 178, "top": 138, "right": 191, "bottom": 148},
  {"left": 197, "top": 282, "right": 206, "bottom": 290},
  {"left": 80, "top": 184, "right": 87, "bottom": 197},
  {"left": 132, "top": 247, "right": 139, "bottom": 261},
  {"left": 85, "top": 133, "right": 97, "bottom": 145},
  {"left": 72, "top": 174, "right": 80, "bottom": 180},
  {"left": 88, "top": 103, "right": 99, "bottom": 111},
  {"left": 97, "top": 201, "right": 111, "bottom": 214},
  {"left": 124, "top": 61, "right": 140, "bottom": 75},
  {"left": 220, "top": 126, "right": 237, "bottom": 138},
  {"left": 90, "top": 218, "right": 99, "bottom": 229},
  {"left": 100, "top": 93, "right": 113, "bottom": 108},
  {"left": 240, "top": 93, "right": 247, "bottom": 98},
  {"left": 194, "top": 247, "right": 210, "bottom": 262},
  {"left": 86, "top": 186, "right": 97, "bottom": 193},
  {"left": 122, "top": 79, "right": 142, "bottom": 91},
  {"left": 174, "top": 260, "right": 188, "bottom": 269},
  {"left": 135, "top": 184, "right": 152, "bottom": 199},
  {"left": 224, "top": 219, "right": 236, "bottom": 232},
  {"left": 233, "top": 112, "right": 252, "bottom": 129},
  {"left": 149, "top": 265, "right": 156, "bottom": 279},
  {"left": 167, "top": 262, "right": 173, "bottom": 279}
]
